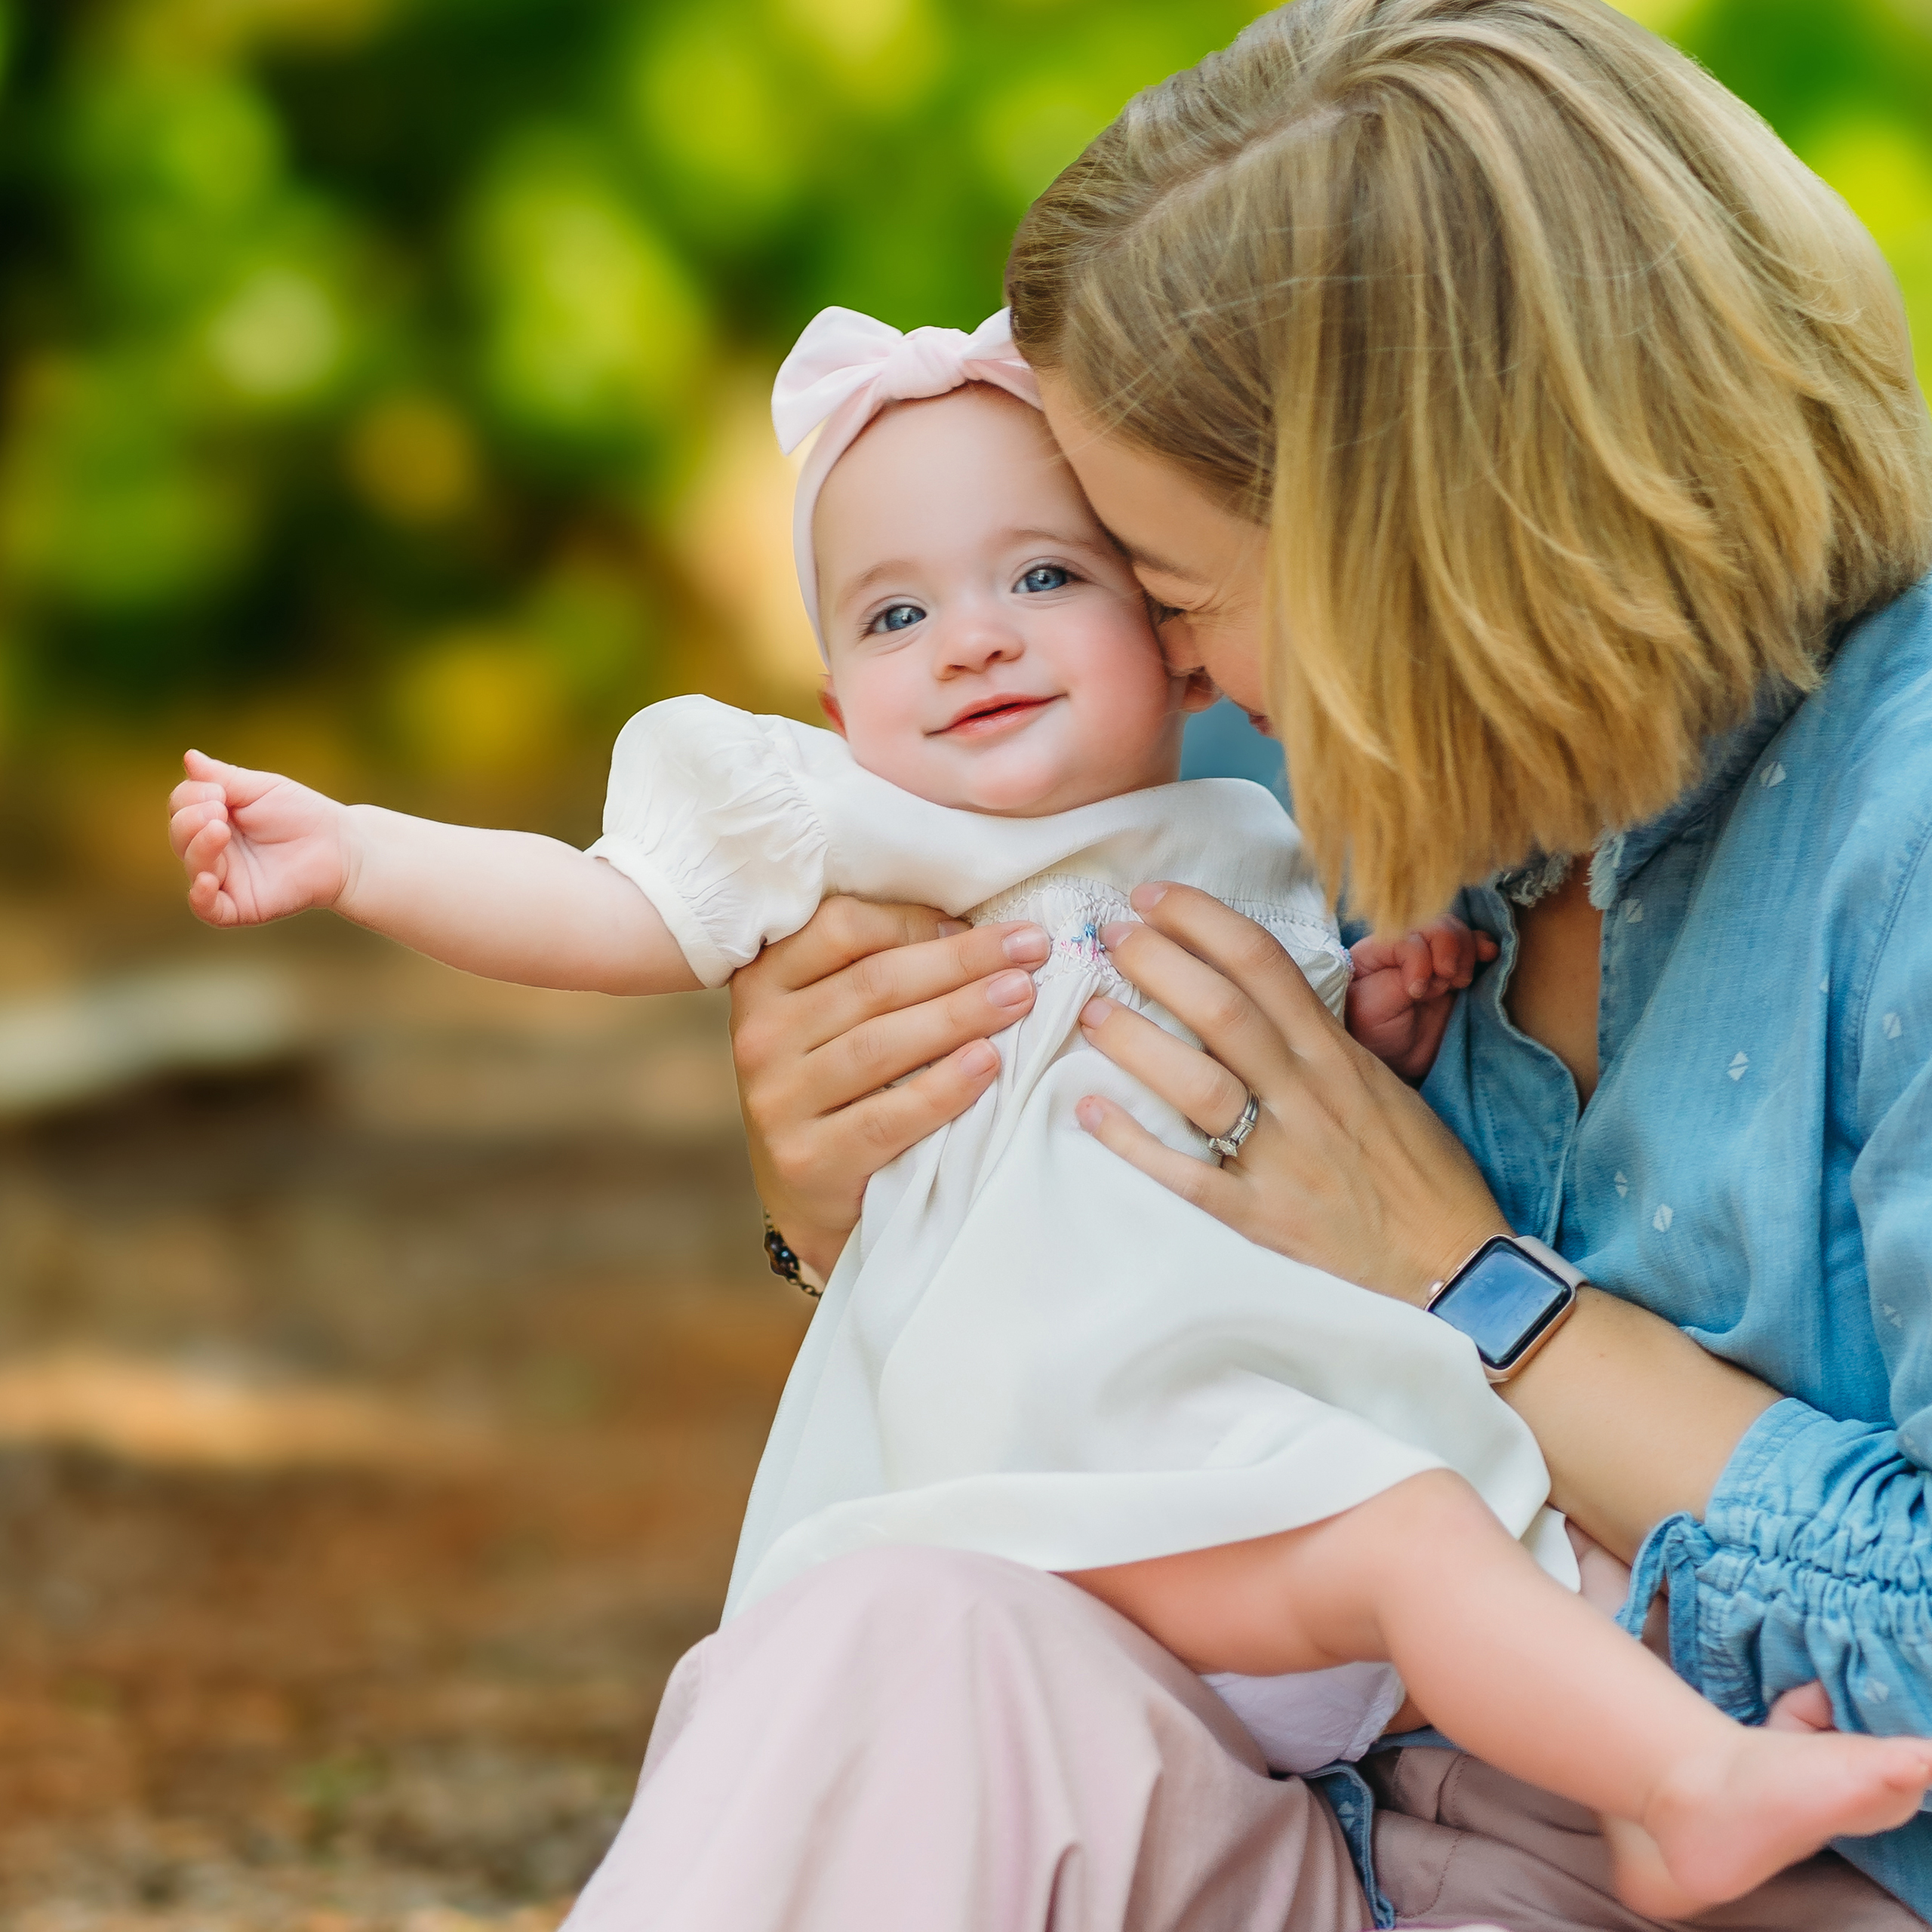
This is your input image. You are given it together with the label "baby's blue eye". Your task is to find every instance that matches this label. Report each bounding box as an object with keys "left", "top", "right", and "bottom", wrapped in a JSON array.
[
  {"left": 1018, "top": 565, "right": 1072, "bottom": 594},
  {"left": 869, "top": 601, "right": 926, "bottom": 634}
]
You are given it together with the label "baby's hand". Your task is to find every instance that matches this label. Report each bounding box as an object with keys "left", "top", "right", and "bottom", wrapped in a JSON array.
[
  {"left": 168, "top": 749, "right": 353, "bottom": 928},
  {"left": 1346, "top": 914, "right": 1498, "bottom": 1082}
]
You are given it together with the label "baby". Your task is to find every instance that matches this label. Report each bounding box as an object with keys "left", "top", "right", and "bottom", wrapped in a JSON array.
[{"left": 170, "top": 307, "right": 1932, "bottom": 1918}]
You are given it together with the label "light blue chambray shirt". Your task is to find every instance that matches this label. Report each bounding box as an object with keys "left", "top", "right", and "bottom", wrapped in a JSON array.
[
  {"left": 1417, "top": 577, "right": 1932, "bottom": 1913},
  {"left": 1185, "top": 583, "right": 1932, "bottom": 1916}
]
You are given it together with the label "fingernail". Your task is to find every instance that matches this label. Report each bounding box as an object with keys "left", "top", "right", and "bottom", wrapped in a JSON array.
[
  {"left": 1409, "top": 980, "right": 1429, "bottom": 998},
  {"left": 1131, "top": 882, "right": 1168, "bottom": 912},
  {"left": 1100, "top": 921, "right": 1135, "bottom": 951},
  {"left": 1002, "top": 924, "right": 1050, "bottom": 964},
  {"left": 958, "top": 1039, "right": 998, "bottom": 1076},
  {"left": 1075, "top": 1097, "right": 1106, "bottom": 1131},
  {"left": 989, "top": 970, "right": 1034, "bottom": 1008},
  {"left": 937, "top": 918, "right": 968, "bottom": 937},
  {"left": 1081, "top": 995, "right": 1115, "bottom": 1029}
]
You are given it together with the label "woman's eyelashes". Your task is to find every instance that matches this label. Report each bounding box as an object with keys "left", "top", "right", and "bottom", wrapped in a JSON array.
[{"left": 1144, "top": 593, "right": 1186, "bottom": 626}]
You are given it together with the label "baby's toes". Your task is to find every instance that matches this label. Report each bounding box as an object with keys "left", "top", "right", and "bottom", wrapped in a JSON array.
[{"left": 1879, "top": 1740, "right": 1932, "bottom": 1793}]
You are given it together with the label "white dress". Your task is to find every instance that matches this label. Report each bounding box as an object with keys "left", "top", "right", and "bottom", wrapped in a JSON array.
[{"left": 592, "top": 696, "right": 1571, "bottom": 1773}]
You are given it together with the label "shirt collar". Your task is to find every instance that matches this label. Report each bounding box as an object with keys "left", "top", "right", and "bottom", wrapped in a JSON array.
[{"left": 1585, "top": 679, "right": 1806, "bottom": 909}]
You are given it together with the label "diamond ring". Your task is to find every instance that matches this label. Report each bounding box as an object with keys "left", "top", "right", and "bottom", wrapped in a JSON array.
[{"left": 1207, "top": 1090, "right": 1261, "bottom": 1161}]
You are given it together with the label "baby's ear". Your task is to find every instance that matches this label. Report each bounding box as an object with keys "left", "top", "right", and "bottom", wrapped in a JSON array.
[
  {"left": 1178, "top": 669, "right": 1221, "bottom": 714},
  {"left": 818, "top": 680, "right": 847, "bottom": 736}
]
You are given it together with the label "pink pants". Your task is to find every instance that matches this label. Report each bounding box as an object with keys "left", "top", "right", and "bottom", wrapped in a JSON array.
[{"left": 563, "top": 1546, "right": 1923, "bottom": 1932}]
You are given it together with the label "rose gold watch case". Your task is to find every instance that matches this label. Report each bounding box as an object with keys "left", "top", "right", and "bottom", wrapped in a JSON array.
[{"left": 1424, "top": 1232, "right": 1584, "bottom": 1386}]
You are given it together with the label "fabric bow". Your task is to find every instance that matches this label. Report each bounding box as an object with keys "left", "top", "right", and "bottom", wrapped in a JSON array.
[{"left": 771, "top": 306, "right": 1042, "bottom": 655}]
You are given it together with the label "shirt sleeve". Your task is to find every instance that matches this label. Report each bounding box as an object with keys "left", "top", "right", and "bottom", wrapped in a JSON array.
[
  {"left": 1622, "top": 829, "right": 1932, "bottom": 1909},
  {"left": 586, "top": 695, "right": 829, "bottom": 987}
]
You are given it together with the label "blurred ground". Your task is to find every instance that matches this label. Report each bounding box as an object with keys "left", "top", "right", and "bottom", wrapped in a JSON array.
[{"left": 0, "top": 896, "right": 808, "bottom": 1930}]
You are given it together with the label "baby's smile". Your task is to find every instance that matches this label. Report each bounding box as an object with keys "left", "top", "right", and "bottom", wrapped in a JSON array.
[{"left": 928, "top": 691, "right": 1065, "bottom": 741}]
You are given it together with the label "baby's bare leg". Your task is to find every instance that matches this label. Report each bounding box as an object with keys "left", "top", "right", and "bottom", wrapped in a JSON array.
[
  {"left": 1067, "top": 1469, "right": 1932, "bottom": 1915},
  {"left": 1071, "top": 1471, "right": 1724, "bottom": 1814}
]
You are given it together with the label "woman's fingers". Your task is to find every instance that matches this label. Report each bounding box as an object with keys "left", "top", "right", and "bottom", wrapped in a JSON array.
[
  {"left": 1072, "top": 1093, "right": 1238, "bottom": 1217},
  {"left": 761, "top": 896, "right": 1032, "bottom": 997},
  {"left": 776, "top": 905, "right": 1048, "bottom": 1059},
  {"left": 728, "top": 898, "right": 1048, "bottom": 1280},
  {"left": 1122, "top": 882, "right": 1347, "bottom": 1060},
  {"left": 1075, "top": 882, "right": 1508, "bottom": 1303},
  {"left": 1098, "top": 914, "right": 1303, "bottom": 1100},
  {"left": 799, "top": 962, "right": 1035, "bottom": 1116},
  {"left": 1078, "top": 995, "right": 1253, "bottom": 1141},
  {"left": 820, "top": 1038, "right": 1002, "bottom": 1173}
]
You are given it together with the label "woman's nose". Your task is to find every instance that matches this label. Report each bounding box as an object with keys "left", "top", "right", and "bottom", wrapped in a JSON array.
[{"left": 1155, "top": 615, "right": 1204, "bottom": 677}]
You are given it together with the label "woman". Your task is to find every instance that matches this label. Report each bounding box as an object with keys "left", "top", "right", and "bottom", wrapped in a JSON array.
[{"left": 576, "top": 2, "right": 1932, "bottom": 1926}]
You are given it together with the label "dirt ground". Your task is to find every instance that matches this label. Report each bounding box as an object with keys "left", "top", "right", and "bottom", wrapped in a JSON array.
[{"left": 0, "top": 907, "right": 811, "bottom": 1929}]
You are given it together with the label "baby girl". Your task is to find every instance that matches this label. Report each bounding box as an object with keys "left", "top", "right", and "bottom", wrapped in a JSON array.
[{"left": 170, "top": 307, "right": 1932, "bottom": 1917}]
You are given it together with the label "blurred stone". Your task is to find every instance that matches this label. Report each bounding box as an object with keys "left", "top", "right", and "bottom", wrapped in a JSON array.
[{"left": 0, "top": 964, "right": 307, "bottom": 1119}]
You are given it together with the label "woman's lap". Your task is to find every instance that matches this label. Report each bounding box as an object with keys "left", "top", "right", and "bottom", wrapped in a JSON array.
[
  {"left": 565, "top": 1544, "right": 1367, "bottom": 1932},
  {"left": 562, "top": 1546, "right": 1924, "bottom": 1932}
]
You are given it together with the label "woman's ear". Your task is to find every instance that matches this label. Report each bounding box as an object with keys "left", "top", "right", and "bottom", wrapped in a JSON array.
[{"left": 819, "top": 679, "right": 847, "bottom": 736}]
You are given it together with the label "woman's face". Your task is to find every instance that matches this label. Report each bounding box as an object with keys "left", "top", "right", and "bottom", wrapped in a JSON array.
[{"left": 1038, "top": 373, "right": 1275, "bottom": 734}]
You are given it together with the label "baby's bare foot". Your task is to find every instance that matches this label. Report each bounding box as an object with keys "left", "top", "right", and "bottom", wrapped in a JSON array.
[{"left": 1608, "top": 1728, "right": 1932, "bottom": 1918}]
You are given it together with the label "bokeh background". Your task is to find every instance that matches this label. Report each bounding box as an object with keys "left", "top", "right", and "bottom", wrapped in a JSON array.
[{"left": 0, "top": 0, "right": 1927, "bottom": 1925}]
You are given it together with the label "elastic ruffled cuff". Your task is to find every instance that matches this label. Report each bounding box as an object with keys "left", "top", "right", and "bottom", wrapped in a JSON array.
[
  {"left": 1621, "top": 1398, "right": 1820, "bottom": 1723},
  {"left": 586, "top": 836, "right": 735, "bottom": 988}
]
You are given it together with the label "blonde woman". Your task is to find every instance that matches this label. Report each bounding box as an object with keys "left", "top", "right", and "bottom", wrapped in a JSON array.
[{"left": 609, "top": 2, "right": 1932, "bottom": 1926}]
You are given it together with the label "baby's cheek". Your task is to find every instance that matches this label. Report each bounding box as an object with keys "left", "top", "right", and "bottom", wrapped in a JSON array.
[{"left": 837, "top": 700, "right": 974, "bottom": 808}]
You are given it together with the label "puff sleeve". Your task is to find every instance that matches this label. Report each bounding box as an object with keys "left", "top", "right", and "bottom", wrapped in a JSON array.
[{"left": 587, "top": 695, "right": 829, "bottom": 987}]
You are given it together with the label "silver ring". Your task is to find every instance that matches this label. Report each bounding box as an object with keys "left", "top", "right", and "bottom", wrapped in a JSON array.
[{"left": 1207, "top": 1090, "right": 1261, "bottom": 1161}]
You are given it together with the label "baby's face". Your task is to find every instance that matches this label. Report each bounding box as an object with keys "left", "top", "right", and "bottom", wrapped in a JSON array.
[{"left": 813, "top": 387, "right": 1195, "bottom": 817}]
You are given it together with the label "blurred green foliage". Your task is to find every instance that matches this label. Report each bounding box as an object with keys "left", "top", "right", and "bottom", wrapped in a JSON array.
[{"left": 0, "top": 0, "right": 1927, "bottom": 842}]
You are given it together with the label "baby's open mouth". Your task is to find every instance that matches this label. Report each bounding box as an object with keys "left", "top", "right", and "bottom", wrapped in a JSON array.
[{"left": 933, "top": 694, "right": 1060, "bottom": 740}]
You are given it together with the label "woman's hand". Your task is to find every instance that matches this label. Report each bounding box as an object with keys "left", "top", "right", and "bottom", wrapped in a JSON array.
[
  {"left": 1075, "top": 881, "right": 1506, "bottom": 1302},
  {"left": 1079, "top": 881, "right": 1783, "bottom": 1559},
  {"left": 731, "top": 897, "right": 1050, "bottom": 1281}
]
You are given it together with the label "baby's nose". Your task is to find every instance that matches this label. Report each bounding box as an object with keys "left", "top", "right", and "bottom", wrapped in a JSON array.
[{"left": 940, "top": 614, "right": 1023, "bottom": 672}]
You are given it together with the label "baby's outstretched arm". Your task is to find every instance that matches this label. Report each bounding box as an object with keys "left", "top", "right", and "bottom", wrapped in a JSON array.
[
  {"left": 168, "top": 750, "right": 699, "bottom": 996},
  {"left": 1346, "top": 915, "right": 1498, "bottom": 1081}
]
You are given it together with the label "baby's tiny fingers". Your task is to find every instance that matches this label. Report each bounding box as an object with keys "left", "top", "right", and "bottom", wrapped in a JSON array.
[
  {"left": 168, "top": 798, "right": 228, "bottom": 860},
  {"left": 1399, "top": 931, "right": 1435, "bottom": 1000},
  {"left": 186, "top": 872, "right": 235, "bottom": 927},
  {"left": 182, "top": 817, "right": 232, "bottom": 876},
  {"left": 168, "top": 777, "right": 227, "bottom": 817},
  {"left": 1424, "top": 919, "right": 1475, "bottom": 983}
]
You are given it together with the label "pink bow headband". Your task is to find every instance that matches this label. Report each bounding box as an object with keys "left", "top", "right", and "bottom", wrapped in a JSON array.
[{"left": 771, "top": 305, "right": 1042, "bottom": 657}]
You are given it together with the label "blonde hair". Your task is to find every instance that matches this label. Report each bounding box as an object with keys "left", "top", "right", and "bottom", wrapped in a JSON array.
[{"left": 1008, "top": 0, "right": 1932, "bottom": 929}]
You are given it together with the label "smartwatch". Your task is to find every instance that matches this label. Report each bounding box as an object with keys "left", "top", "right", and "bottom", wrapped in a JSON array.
[{"left": 1425, "top": 1234, "right": 1583, "bottom": 1385}]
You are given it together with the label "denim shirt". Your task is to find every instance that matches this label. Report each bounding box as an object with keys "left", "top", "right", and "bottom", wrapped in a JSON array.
[{"left": 1420, "top": 577, "right": 1932, "bottom": 1912}]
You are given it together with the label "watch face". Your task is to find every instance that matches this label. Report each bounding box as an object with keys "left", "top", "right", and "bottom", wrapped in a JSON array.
[{"left": 1430, "top": 1238, "right": 1571, "bottom": 1371}]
